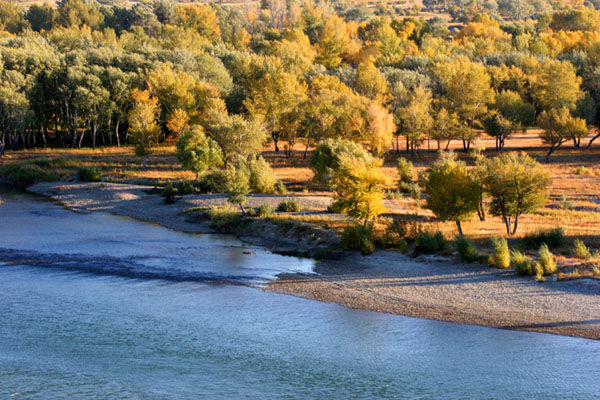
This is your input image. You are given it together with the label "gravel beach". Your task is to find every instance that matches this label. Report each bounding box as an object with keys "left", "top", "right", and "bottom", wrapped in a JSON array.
[{"left": 27, "top": 182, "right": 600, "bottom": 339}]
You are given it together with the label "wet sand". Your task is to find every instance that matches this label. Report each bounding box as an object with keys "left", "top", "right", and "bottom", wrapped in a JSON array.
[{"left": 27, "top": 182, "right": 600, "bottom": 339}]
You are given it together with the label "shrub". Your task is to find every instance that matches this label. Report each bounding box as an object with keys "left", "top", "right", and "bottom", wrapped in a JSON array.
[
  {"left": 246, "top": 156, "right": 278, "bottom": 194},
  {"left": 0, "top": 163, "right": 56, "bottom": 188},
  {"left": 277, "top": 198, "right": 300, "bottom": 212},
  {"left": 537, "top": 244, "right": 557, "bottom": 275},
  {"left": 175, "top": 181, "right": 197, "bottom": 195},
  {"left": 310, "top": 139, "right": 372, "bottom": 184},
  {"left": 455, "top": 236, "right": 478, "bottom": 263},
  {"left": 256, "top": 204, "right": 274, "bottom": 218},
  {"left": 163, "top": 183, "right": 177, "bottom": 204},
  {"left": 511, "top": 249, "right": 534, "bottom": 276},
  {"left": 490, "top": 237, "right": 510, "bottom": 269},
  {"left": 409, "top": 182, "right": 421, "bottom": 200},
  {"left": 397, "top": 157, "right": 414, "bottom": 184},
  {"left": 519, "top": 228, "right": 566, "bottom": 250},
  {"left": 274, "top": 181, "right": 288, "bottom": 194},
  {"left": 327, "top": 201, "right": 345, "bottom": 214},
  {"left": 574, "top": 166, "right": 594, "bottom": 176},
  {"left": 341, "top": 224, "right": 375, "bottom": 255},
  {"left": 198, "top": 170, "right": 227, "bottom": 193},
  {"left": 415, "top": 230, "right": 447, "bottom": 254},
  {"left": 207, "top": 204, "right": 240, "bottom": 228},
  {"left": 573, "top": 239, "right": 591, "bottom": 260}
]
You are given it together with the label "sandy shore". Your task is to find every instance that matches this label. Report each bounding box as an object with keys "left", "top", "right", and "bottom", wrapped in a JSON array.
[{"left": 27, "top": 182, "right": 600, "bottom": 340}]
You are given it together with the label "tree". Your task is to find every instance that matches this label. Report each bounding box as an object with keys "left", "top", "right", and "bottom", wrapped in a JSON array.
[
  {"left": 435, "top": 57, "right": 494, "bottom": 150},
  {"left": 223, "top": 163, "right": 250, "bottom": 215},
  {"left": 176, "top": 125, "right": 223, "bottom": 179},
  {"left": 392, "top": 85, "right": 433, "bottom": 152},
  {"left": 25, "top": 3, "right": 58, "bottom": 32},
  {"left": 530, "top": 60, "right": 583, "bottom": 112},
  {"left": 206, "top": 113, "right": 267, "bottom": 165},
  {"left": 537, "top": 107, "right": 588, "bottom": 160},
  {"left": 431, "top": 108, "right": 459, "bottom": 150},
  {"left": 315, "top": 15, "right": 350, "bottom": 69},
  {"left": 128, "top": 89, "right": 160, "bottom": 169},
  {"left": 363, "top": 102, "right": 395, "bottom": 156},
  {"left": 424, "top": 153, "right": 480, "bottom": 235},
  {"left": 481, "top": 152, "right": 552, "bottom": 235},
  {"left": 245, "top": 72, "right": 307, "bottom": 152},
  {"left": 331, "top": 155, "right": 390, "bottom": 225},
  {"left": 486, "top": 90, "right": 535, "bottom": 151},
  {"left": 356, "top": 60, "right": 388, "bottom": 99},
  {"left": 57, "top": 0, "right": 104, "bottom": 29},
  {"left": 310, "top": 138, "right": 372, "bottom": 184}
]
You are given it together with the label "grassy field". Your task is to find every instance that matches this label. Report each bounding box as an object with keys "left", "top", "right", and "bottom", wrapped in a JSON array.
[{"left": 2, "top": 131, "right": 600, "bottom": 278}]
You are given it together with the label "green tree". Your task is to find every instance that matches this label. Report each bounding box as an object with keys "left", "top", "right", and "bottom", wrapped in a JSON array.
[
  {"left": 310, "top": 138, "right": 372, "bottom": 184},
  {"left": 331, "top": 155, "right": 390, "bottom": 225},
  {"left": 206, "top": 113, "right": 268, "bottom": 165},
  {"left": 176, "top": 125, "right": 223, "bottom": 179},
  {"left": 315, "top": 14, "right": 350, "bottom": 69},
  {"left": 128, "top": 89, "right": 160, "bottom": 169},
  {"left": 223, "top": 163, "right": 250, "bottom": 215},
  {"left": 530, "top": 60, "right": 583, "bottom": 112},
  {"left": 431, "top": 108, "right": 459, "bottom": 150},
  {"left": 245, "top": 72, "right": 307, "bottom": 152},
  {"left": 424, "top": 153, "right": 480, "bottom": 235},
  {"left": 481, "top": 152, "right": 552, "bottom": 235},
  {"left": 537, "top": 107, "right": 588, "bottom": 160}
]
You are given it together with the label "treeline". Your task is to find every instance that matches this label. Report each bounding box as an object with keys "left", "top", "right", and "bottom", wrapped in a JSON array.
[{"left": 2, "top": 0, "right": 600, "bottom": 159}]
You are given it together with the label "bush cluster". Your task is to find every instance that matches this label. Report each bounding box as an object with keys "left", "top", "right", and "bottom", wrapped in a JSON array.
[
  {"left": 207, "top": 205, "right": 240, "bottom": 228},
  {"left": 415, "top": 230, "right": 447, "bottom": 254},
  {"left": 76, "top": 166, "right": 102, "bottom": 182},
  {"left": 341, "top": 224, "right": 375, "bottom": 255},
  {"left": 0, "top": 163, "right": 56, "bottom": 188},
  {"left": 489, "top": 237, "right": 510, "bottom": 269},
  {"left": 277, "top": 198, "right": 300, "bottom": 212},
  {"left": 455, "top": 236, "right": 479, "bottom": 263},
  {"left": 519, "top": 228, "right": 566, "bottom": 250}
]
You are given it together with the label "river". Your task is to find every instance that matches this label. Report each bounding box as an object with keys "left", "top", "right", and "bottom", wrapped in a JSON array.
[{"left": 1, "top": 191, "right": 598, "bottom": 399}]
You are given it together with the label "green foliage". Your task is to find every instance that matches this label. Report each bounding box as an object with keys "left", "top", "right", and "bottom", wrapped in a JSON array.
[
  {"left": 310, "top": 139, "right": 371, "bottom": 184},
  {"left": 480, "top": 152, "right": 552, "bottom": 235},
  {"left": 76, "top": 166, "right": 101, "bottom": 182},
  {"left": 274, "top": 181, "right": 288, "bottom": 194},
  {"left": 409, "top": 183, "right": 421, "bottom": 200},
  {"left": 277, "top": 198, "right": 300, "bottom": 212},
  {"left": 511, "top": 249, "right": 534, "bottom": 276},
  {"left": 176, "top": 125, "right": 223, "bottom": 179},
  {"left": 537, "top": 244, "right": 557, "bottom": 275},
  {"left": 573, "top": 239, "right": 591, "bottom": 260},
  {"left": 341, "top": 224, "right": 375, "bottom": 255},
  {"left": 519, "top": 228, "right": 566, "bottom": 250},
  {"left": 415, "top": 230, "right": 447, "bottom": 254},
  {"left": 0, "top": 163, "right": 56, "bottom": 188},
  {"left": 397, "top": 157, "right": 414, "bottom": 184},
  {"left": 255, "top": 204, "right": 274, "bottom": 218},
  {"left": 207, "top": 204, "right": 240, "bottom": 228},
  {"left": 490, "top": 237, "right": 510, "bottom": 269},
  {"left": 424, "top": 153, "right": 479, "bottom": 235},
  {"left": 245, "top": 156, "right": 279, "bottom": 194},
  {"left": 222, "top": 165, "right": 250, "bottom": 212},
  {"left": 455, "top": 236, "right": 478, "bottom": 263},
  {"left": 377, "top": 217, "right": 417, "bottom": 249}
]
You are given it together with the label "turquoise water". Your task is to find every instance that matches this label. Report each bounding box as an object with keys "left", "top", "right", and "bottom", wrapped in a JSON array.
[{"left": 1, "top": 193, "right": 599, "bottom": 399}]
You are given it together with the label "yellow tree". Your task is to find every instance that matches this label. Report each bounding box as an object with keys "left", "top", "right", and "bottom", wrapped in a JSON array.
[
  {"left": 315, "top": 14, "right": 350, "bottom": 69},
  {"left": 364, "top": 102, "right": 395, "bottom": 156},
  {"left": 537, "top": 107, "right": 588, "bottom": 160},
  {"left": 174, "top": 4, "right": 220, "bottom": 41},
  {"left": 128, "top": 89, "right": 160, "bottom": 169},
  {"left": 530, "top": 60, "right": 583, "bottom": 112},
  {"left": 332, "top": 155, "right": 390, "bottom": 225}
]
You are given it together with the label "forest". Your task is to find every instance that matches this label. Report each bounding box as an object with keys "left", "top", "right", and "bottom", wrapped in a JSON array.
[{"left": 0, "top": 0, "right": 599, "bottom": 160}]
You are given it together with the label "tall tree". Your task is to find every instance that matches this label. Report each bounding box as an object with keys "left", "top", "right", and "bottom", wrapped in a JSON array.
[{"left": 128, "top": 89, "right": 160, "bottom": 169}]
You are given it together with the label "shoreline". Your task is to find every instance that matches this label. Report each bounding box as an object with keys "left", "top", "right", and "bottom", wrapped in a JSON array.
[{"left": 24, "top": 181, "right": 600, "bottom": 340}]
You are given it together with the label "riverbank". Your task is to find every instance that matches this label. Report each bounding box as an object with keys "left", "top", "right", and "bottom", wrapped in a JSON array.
[{"left": 25, "top": 181, "right": 600, "bottom": 339}]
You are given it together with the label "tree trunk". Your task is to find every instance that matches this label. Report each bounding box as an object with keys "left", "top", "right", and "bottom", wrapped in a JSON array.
[
  {"left": 456, "top": 220, "right": 464, "bottom": 236},
  {"left": 272, "top": 131, "right": 280, "bottom": 152},
  {"left": 512, "top": 213, "right": 520, "bottom": 235},
  {"left": 115, "top": 120, "right": 121, "bottom": 147},
  {"left": 587, "top": 131, "right": 600, "bottom": 148}
]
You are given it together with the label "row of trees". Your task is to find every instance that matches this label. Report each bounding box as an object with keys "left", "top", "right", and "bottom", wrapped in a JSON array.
[{"left": 1, "top": 1, "right": 600, "bottom": 161}]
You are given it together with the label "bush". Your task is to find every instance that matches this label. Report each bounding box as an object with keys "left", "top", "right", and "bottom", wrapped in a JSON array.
[
  {"left": 409, "top": 182, "right": 421, "bottom": 200},
  {"left": 274, "top": 181, "right": 288, "bottom": 194},
  {"left": 537, "top": 244, "right": 557, "bottom": 275},
  {"left": 310, "top": 139, "right": 372, "bottom": 184},
  {"left": 77, "top": 167, "right": 102, "bottom": 182},
  {"left": 207, "top": 205, "right": 240, "bottom": 228},
  {"left": 342, "top": 224, "right": 375, "bottom": 255},
  {"left": 573, "top": 239, "right": 591, "bottom": 260},
  {"left": 397, "top": 157, "right": 414, "bottom": 184},
  {"left": 490, "top": 237, "right": 510, "bottom": 269},
  {"left": 198, "top": 170, "right": 227, "bottom": 193},
  {"left": 256, "top": 204, "right": 274, "bottom": 218},
  {"left": 415, "top": 230, "right": 447, "bottom": 254},
  {"left": 511, "top": 249, "right": 534, "bottom": 276},
  {"left": 175, "top": 181, "right": 197, "bottom": 195},
  {"left": 455, "top": 236, "right": 478, "bottom": 263},
  {"left": 277, "top": 198, "right": 300, "bottom": 212},
  {"left": 0, "top": 163, "right": 56, "bottom": 188},
  {"left": 246, "top": 156, "right": 278, "bottom": 194},
  {"left": 519, "top": 228, "right": 565, "bottom": 250}
]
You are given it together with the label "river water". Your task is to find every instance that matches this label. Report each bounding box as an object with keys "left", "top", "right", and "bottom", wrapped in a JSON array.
[{"left": 1, "top": 191, "right": 598, "bottom": 399}]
